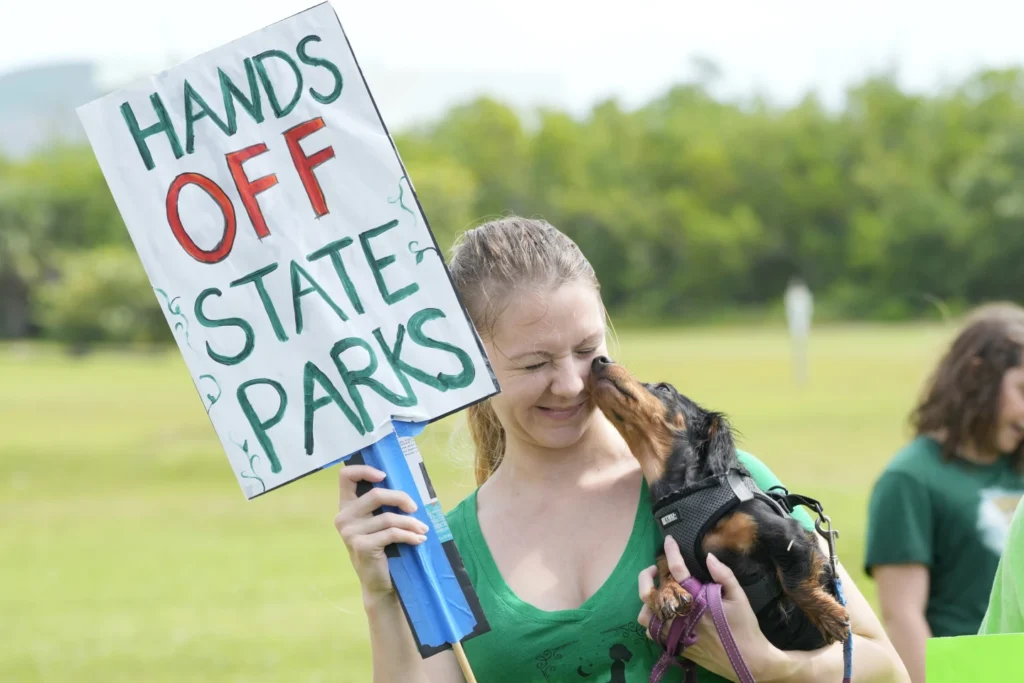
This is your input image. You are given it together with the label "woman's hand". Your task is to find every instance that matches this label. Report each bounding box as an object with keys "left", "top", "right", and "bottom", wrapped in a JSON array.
[
  {"left": 637, "top": 536, "right": 794, "bottom": 683},
  {"left": 334, "top": 464, "right": 430, "bottom": 599}
]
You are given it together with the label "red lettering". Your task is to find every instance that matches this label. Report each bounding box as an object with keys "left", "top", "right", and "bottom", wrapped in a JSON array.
[
  {"left": 226, "top": 143, "right": 279, "bottom": 239},
  {"left": 284, "top": 117, "right": 335, "bottom": 218},
  {"left": 166, "top": 172, "right": 236, "bottom": 264}
]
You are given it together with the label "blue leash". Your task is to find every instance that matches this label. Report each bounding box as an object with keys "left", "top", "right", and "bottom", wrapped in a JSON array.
[
  {"left": 837, "top": 578, "right": 853, "bottom": 682},
  {"left": 816, "top": 511, "right": 853, "bottom": 683},
  {"left": 761, "top": 487, "right": 854, "bottom": 682}
]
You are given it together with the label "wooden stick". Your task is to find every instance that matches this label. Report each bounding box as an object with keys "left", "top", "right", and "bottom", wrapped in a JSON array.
[{"left": 452, "top": 641, "right": 477, "bottom": 683}]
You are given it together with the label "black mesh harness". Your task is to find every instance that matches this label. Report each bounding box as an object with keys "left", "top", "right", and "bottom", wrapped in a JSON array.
[
  {"left": 651, "top": 468, "right": 854, "bottom": 682},
  {"left": 652, "top": 468, "right": 791, "bottom": 616}
]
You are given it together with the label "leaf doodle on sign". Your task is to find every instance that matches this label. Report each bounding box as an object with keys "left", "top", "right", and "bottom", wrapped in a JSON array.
[
  {"left": 198, "top": 374, "right": 222, "bottom": 413},
  {"left": 388, "top": 174, "right": 417, "bottom": 225},
  {"left": 408, "top": 240, "right": 440, "bottom": 265},
  {"left": 230, "top": 433, "right": 266, "bottom": 495},
  {"left": 154, "top": 287, "right": 194, "bottom": 350}
]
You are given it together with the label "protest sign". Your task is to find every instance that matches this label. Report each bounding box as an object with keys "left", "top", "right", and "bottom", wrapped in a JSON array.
[
  {"left": 76, "top": 3, "right": 499, "bottom": 670},
  {"left": 75, "top": 2, "right": 500, "bottom": 499},
  {"left": 926, "top": 633, "right": 1024, "bottom": 681}
]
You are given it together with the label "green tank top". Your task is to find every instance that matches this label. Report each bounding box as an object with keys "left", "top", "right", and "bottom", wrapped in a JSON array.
[{"left": 444, "top": 451, "right": 815, "bottom": 682}]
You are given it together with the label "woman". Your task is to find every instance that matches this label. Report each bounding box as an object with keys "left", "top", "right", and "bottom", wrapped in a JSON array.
[
  {"left": 336, "top": 216, "right": 908, "bottom": 682},
  {"left": 865, "top": 302, "right": 1024, "bottom": 681}
]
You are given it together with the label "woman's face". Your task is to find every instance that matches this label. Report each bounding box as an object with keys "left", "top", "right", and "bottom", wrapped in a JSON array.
[
  {"left": 483, "top": 280, "right": 608, "bottom": 452},
  {"left": 995, "top": 364, "right": 1024, "bottom": 453}
]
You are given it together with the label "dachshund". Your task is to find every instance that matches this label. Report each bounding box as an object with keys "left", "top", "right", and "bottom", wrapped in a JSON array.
[{"left": 589, "top": 355, "right": 850, "bottom": 652}]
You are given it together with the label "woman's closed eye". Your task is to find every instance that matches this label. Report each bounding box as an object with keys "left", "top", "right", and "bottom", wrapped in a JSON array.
[{"left": 515, "top": 347, "right": 597, "bottom": 371}]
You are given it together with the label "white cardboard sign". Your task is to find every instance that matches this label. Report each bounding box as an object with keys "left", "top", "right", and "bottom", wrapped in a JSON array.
[{"left": 76, "top": 2, "right": 498, "bottom": 498}]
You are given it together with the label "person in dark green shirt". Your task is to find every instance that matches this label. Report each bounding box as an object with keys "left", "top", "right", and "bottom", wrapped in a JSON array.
[
  {"left": 865, "top": 302, "right": 1024, "bottom": 683},
  {"left": 337, "top": 216, "right": 908, "bottom": 682}
]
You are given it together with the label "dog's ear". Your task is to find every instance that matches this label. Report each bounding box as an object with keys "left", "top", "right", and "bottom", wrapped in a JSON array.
[{"left": 702, "top": 412, "right": 735, "bottom": 467}]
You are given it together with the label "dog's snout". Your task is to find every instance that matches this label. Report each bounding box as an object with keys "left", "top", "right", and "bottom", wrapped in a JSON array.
[{"left": 592, "top": 356, "right": 613, "bottom": 371}]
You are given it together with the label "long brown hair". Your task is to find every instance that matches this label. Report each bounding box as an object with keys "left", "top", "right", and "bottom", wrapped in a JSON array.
[
  {"left": 909, "top": 302, "right": 1024, "bottom": 469},
  {"left": 448, "top": 216, "right": 601, "bottom": 485}
]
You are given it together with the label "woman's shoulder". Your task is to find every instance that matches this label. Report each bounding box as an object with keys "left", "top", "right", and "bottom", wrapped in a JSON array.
[
  {"left": 737, "top": 449, "right": 785, "bottom": 487},
  {"left": 885, "top": 434, "right": 943, "bottom": 471},
  {"left": 736, "top": 449, "right": 816, "bottom": 532},
  {"left": 871, "top": 435, "right": 956, "bottom": 494},
  {"left": 445, "top": 488, "right": 478, "bottom": 534}
]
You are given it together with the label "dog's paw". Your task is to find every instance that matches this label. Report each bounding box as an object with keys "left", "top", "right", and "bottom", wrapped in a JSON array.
[
  {"left": 815, "top": 600, "right": 851, "bottom": 645},
  {"left": 652, "top": 580, "right": 694, "bottom": 622}
]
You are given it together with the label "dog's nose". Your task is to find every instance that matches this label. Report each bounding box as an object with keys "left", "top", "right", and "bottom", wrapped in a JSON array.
[{"left": 592, "top": 356, "right": 612, "bottom": 370}]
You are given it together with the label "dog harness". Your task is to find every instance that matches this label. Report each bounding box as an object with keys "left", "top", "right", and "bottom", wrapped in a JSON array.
[
  {"left": 652, "top": 468, "right": 789, "bottom": 615},
  {"left": 648, "top": 468, "right": 853, "bottom": 683}
]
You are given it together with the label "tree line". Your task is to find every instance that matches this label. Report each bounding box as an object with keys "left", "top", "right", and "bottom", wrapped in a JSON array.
[{"left": 3, "top": 66, "right": 1024, "bottom": 346}]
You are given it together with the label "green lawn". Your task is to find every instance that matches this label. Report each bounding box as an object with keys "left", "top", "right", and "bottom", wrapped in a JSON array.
[{"left": 0, "top": 323, "right": 954, "bottom": 681}]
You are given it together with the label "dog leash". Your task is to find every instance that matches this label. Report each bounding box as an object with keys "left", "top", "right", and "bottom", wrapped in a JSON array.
[
  {"left": 647, "top": 576, "right": 755, "bottom": 683},
  {"left": 768, "top": 486, "right": 853, "bottom": 683},
  {"left": 815, "top": 510, "right": 853, "bottom": 683}
]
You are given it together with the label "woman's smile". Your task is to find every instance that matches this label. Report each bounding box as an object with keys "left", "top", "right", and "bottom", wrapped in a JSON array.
[{"left": 536, "top": 401, "right": 586, "bottom": 421}]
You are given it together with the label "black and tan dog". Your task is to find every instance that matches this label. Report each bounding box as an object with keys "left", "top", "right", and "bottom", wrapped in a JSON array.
[{"left": 590, "top": 356, "right": 849, "bottom": 651}]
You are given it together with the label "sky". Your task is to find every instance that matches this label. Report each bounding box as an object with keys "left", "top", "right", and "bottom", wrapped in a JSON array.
[{"left": 4, "top": 0, "right": 1024, "bottom": 128}]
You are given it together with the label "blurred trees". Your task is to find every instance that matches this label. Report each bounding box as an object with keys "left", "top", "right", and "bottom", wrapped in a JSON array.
[{"left": 4, "top": 66, "right": 1024, "bottom": 346}]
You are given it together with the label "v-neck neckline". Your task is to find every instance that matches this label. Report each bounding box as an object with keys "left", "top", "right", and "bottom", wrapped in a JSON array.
[{"left": 462, "top": 476, "right": 652, "bottom": 623}]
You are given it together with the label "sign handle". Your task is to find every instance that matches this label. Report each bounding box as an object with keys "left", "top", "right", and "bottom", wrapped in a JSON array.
[
  {"left": 452, "top": 641, "right": 477, "bottom": 683},
  {"left": 345, "top": 420, "right": 489, "bottom": 676}
]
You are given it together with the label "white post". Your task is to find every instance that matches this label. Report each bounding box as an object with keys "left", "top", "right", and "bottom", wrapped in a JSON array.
[{"left": 784, "top": 277, "right": 813, "bottom": 386}]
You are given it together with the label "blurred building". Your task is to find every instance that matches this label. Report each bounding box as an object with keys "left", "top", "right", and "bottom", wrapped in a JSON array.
[{"left": 0, "top": 61, "right": 102, "bottom": 157}]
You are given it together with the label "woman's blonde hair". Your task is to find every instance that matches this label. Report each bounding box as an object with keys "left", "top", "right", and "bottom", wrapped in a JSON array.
[{"left": 448, "top": 216, "right": 601, "bottom": 485}]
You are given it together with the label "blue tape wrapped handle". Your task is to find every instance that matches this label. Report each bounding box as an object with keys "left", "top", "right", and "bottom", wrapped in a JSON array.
[{"left": 348, "top": 420, "right": 489, "bottom": 657}]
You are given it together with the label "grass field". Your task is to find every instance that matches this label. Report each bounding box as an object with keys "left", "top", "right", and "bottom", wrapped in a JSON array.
[{"left": 0, "top": 323, "right": 956, "bottom": 682}]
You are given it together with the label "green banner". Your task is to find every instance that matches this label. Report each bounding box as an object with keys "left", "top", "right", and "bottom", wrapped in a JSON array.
[{"left": 926, "top": 634, "right": 1024, "bottom": 681}]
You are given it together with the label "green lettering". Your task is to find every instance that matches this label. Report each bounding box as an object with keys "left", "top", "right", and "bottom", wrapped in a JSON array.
[
  {"left": 371, "top": 325, "right": 418, "bottom": 403},
  {"left": 253, "top": 49, "right": 303, "bottom": 118},
  {"left": 307, "top": 237, "right": 364, "bottom": 314},
  {"left": 194, "top": 288, "right": 255, "bottom": 366},
  {"left": 329, "top": 338, "right": 376, "bottom": 432},
  {"left": 120, "top": 93, "right": 183, "bottom": 171},
  {"left": 330, "top": 336, "right": 417, "bottom": 433},
  {"left": 303, "top": 360, "right": 365, "bottom": 455},
  {"left": 184, "top": 79, "right": 233, "bottom": 154},
  {"left": 236, "top": 378, "right": 287, "bottom": 473},
  {"left": 406, "top": 308, "right": 476, "bottom": 390},
  {"left": 230, "top": 263, "right": 288, "bottom": 342},
  {"left": 291, "top": 261, "right": 348, "bottom": 334},
  {"left": 219, "top": 59, "right": 264, "bottom": 129},
  {"left": 296, "top": 35, "right": 343, "bottom": 104},
  {"left": 359, "top": 220, "right": 419, "bottom": 305}
]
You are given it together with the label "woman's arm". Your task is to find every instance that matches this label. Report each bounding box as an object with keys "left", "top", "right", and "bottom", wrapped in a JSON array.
[
  {"left": 335, "top": 464, "right": 465, "bottom": 683},
  {"left": 870, "top": 564, "right": 930, "bottom": 683},
  {"left": 639, "top": 536, "right": 910, "bottom": 683},
  {"left": 362, "top": 591, "right": 465, "bottom": 683},
  {"left": 768, "top": 537, "right": 911, "bottom": 683}
]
